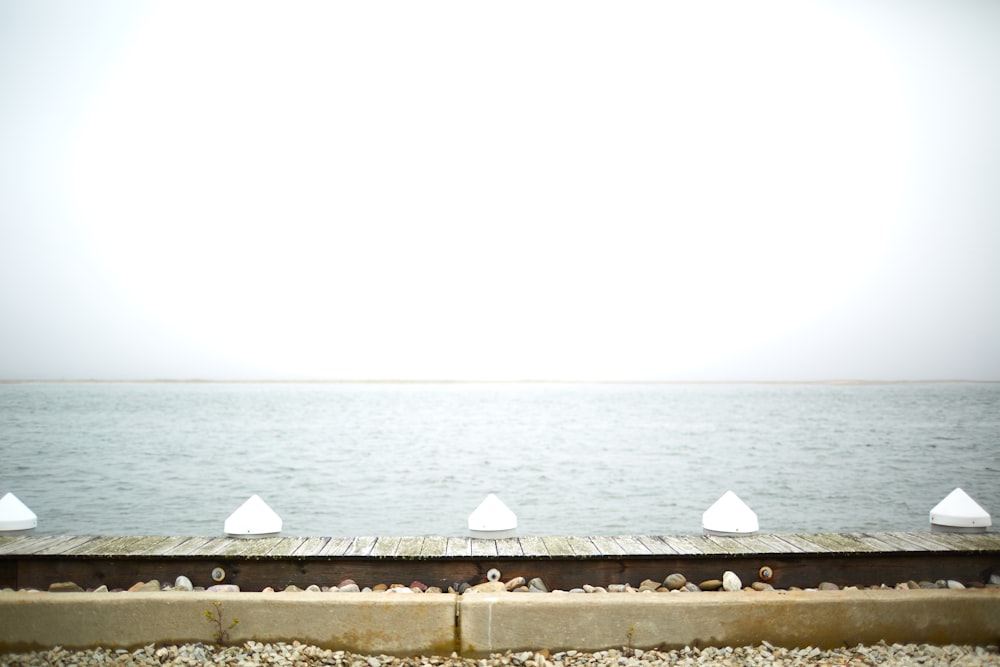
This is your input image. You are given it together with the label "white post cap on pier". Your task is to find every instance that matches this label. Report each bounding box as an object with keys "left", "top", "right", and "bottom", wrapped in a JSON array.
[
  {"left": 224, "top": 494, "right": 282, "bottom": 537},
  {"left": 0, "top": 492, "right": 37, "bottom": 532},
  {"left": 702, "top": 490, "right": 759, "bottom": 536},
  {"left": 929, "top": 488, "right": 991, "bottom": 533},
  {"left": 468, "top": 493, "right": 517, "bottom": 538}
]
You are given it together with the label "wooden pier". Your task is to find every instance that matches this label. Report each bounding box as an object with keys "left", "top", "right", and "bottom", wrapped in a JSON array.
[{"left": 2, "top": 531, "right": 999, "bottom": 592}]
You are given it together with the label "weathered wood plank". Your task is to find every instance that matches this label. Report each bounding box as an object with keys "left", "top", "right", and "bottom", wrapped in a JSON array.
[
  {"left": 860, "top": 532, "right": 925, "bottom": 552},
  {"left": 611, "top": 535, "right": 651, "bottom": 555},
  {"left": 566, "top": 536, "right": 600, "bottom": 556},
  {"left": 213, "top": 536, "right": 288, "bottom": 557},
  {"left": 589, "top": 536, "right": 626, "bottom": 556},
  {"left": 769, "top": 534, "right": 832, "bottom": 553},
  {"left": 495, "top": 537, "right": 523, "bottom": 558},
  {"left": 125, "top": 536, "right": 189, "bottom": 556},
  {"left": 159, "top": 536, "right": 219, "bottom": 556},
  {"left": 680, "top": 536, "right": 731, "bottom": 554},
  {"left": 702, "top": 534, "right": 777, "bottom": 554},
  {"left": 470, "top": 539, "right": 497, "bottom": 558},
  {"left": 60, "top": 536, "right": 130, "bottom": 556},
  {"left": 445, "top": 537, "right": 471, "bottom": 557},
  {"left": 316, "top": 537, "right": 354, "bottom": 557},
  {"left": 929, "top": 531, "right": 1000, "bottom": 551},
  {"left": 844, "top": 533, "right": 902, "bottom": 552},
  {"left": 517, "top": 537, "right": 548, "bottom": 557},
  {"left": 799, "top": 533, "right": 881, "bottom": 553},
  {"left": 656, "top": 535, "right": 705, "bottom": 555},
  {"left": 633, "top": 535, "right": 681, "bottom": 555},
  {"left": 290, "top": 537, "right": 331, "bottom": 557},
  {"left": 264, "top": 537, "right": 309, "bottom": 557},
  {"left": 394, "top": 536, "right": 425, "bottom": 558},
  {"left": 419, "top": 536, "right": 449, "bottom": 558},
  {"left": 0, "top": 535, "right": 73, "bottom": 556},
  {"left": 369, "top": 537, "right": 401, "bottom": 558},
  {"left": 344, "top": 536, "right": 378, "bottom": 557},
  {"left": 540, "top": 536, "right": 574, "bottom": 557},
  {"left": 750, "top": 534, "right": 807, "bottom": 554},
  {"left": 884, "top": 532, "right": 955, "bottom": 551},
  {"left": 29, "top": 535, "right": 98, "bottom": 555}
]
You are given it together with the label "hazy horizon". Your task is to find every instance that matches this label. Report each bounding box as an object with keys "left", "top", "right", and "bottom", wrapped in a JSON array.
[{"left": 3, "top": 0, "right": 999, "bottom": 382}]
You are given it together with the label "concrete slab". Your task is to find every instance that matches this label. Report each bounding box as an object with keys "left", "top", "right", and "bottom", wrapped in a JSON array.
[
  {"left": 458, "top": 589, "right": 1000, "bottom": 656},
  {"left": 0, "top": 592, "right": 459, "bottom": 655},
  {"left": 2, "top": 589, "right": 998, "bottom": 657}
]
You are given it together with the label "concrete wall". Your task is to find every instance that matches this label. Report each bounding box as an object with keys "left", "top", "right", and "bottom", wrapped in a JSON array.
[{"left": 2, "top": 590, "right": 999, "bottom": 657}]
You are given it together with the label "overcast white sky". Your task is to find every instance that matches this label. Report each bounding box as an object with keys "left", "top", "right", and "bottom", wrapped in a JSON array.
[{"left": 2, "top": 0, "right": 998, "bottom": 381}]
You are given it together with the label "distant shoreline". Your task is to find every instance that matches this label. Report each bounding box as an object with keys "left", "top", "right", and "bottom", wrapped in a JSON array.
[{"left": 1, "top": 378, "right": 997, "bottom": 385}]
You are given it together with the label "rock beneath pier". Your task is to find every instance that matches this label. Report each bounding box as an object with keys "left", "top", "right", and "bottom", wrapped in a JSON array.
[
  {"left": 48, "top": 582, "right": 84, "bottom": 593},
  {"left": 722, "top": 571, "right": 742, "bottom": 592}
]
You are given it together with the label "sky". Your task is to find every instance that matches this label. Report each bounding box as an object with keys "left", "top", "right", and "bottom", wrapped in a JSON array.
[{"left": 1, "top": 0, "right": 999, "bottom": 381}]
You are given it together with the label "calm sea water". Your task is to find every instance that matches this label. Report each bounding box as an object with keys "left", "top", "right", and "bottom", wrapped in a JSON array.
[{"left": 1, "top": 382, "right": 997, "bottom": 537}]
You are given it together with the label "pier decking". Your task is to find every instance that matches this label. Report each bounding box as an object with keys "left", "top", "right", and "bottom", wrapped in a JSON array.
[{"left": 2, "top": 531, "right": 999, "bottom": 592}]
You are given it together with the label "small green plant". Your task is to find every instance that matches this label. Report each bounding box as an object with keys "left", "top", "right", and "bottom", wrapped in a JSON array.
[
  {"left": 623, "top": 625, "right": 636, "bottom": 657},
  {"left": 204, "top": 600, "right": 239, "bottom": 645}
]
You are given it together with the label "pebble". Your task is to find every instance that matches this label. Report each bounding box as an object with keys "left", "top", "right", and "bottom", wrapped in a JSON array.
[
  {"left": 5, "top": 569, "right": 992, "bottom": 599},
  {"left": 48, "top": 582, "right": 85, "bottom": 593},
  {"left": 698, "top": 579, "right": 723, "bottom": 591},
  {"left": 2, "top": 642, "right": 996, "bottom": 666},
  {"left": 505, "top": 577, "right": 526, "bottom": 591},
  {"left": 527, "top": 577, "right": 549, "bottom": 593}
]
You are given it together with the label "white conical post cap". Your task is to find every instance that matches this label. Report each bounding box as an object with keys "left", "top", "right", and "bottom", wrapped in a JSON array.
[
  {"left": 702, "top": 490, "right": 759, "bottom": 536},
  {"left": 224, "top": 494, "right": 282, "bottom": 537},
  {"left": 0, "top": 492, "right": 37, "bottom": 532},
  {"left": 930, "top": 488, "right": 991, "bottom": 532},
  {"left": 468, "top": 493, "right": 517, "bottom": 537}
]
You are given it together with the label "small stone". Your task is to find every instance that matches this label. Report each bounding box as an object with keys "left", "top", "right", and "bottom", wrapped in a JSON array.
[
  {"left": 262, "top": 587, "right": 275, "bottom": 593},
  {"left": 818, "top": 582, "right": 840, "bottom": 591},
  {"left": 919, "top": 581, "right": 937, "bottom": 589},
  {"left": 722, "top": 571, "right": 742, "bottom": 592},
  {"left": 49, "top": 582, "right": 84, "bottom": 593},
  {"left": 306, "top": 584, "right": 321, "bottom": 592},
  {"left": 283, "top": 584, "right": 304, "bottom": 593},
  {"left": 638, "top": 579, "right": 660, "bottom": 592},
  {"left": 699, "top": 579, "right": 723, "bottom": 591},
  {"left": 907, "top": 580, "right": 921, "bottom": 589},
  {"left": 947, "top": 580, "right": 966, "bottom": 589},
  {"left": 664, "top": 573, "right": 687, "bottom": 590},
  {"left": 206, "top": 584, "right": 240, "bottom": 593},
  {"left": 173, "top": 576, "right": 193, "bottom": 591},
  {"left": 528, "top": 577, "right": 549, "bottom": 592},
  {"left": 607, "top": 584, "right": 628, "bottom": 593},
  {"left": 410, "top": 580, "right": 428, "bottom": 592},
  {"left": 338, "top": 583, "right": 361, "bottom": 593},
  {"left": 683, "top": 582, "right": 701, "bottom": 592},
  {"left": 338, "top": 579, "right": 356, "bottom": 588},
  {"left": 372, "top": 583, "right": 388, "bottom": 592},
  {"left": 751, "top": 581, "right": 774, "bottom": 591},
  {"left": 93, "top": 585, "right": 109, "bottom": 593},
  {"left": 990, "top": 573, "right": 1000, "bottom": 586},
  {"left": 505, "top": 576, "right": 526, "bottom": 591},
  {"left": 425, "top": 586, "right": 443, "bottom": 594},
  {"left": 469, "top": 581, "right": 505, "bottom": 593},
  {"left": 388, "top": 586, "right": 413, "bottom": 593},
  {"left": 128, "top": 580, "right": 160, "bottom": 593}
]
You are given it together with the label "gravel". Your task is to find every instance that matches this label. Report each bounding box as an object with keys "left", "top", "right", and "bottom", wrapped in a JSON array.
[{"left": 2, "top": 642, "right": 998, "bottom": 666}]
